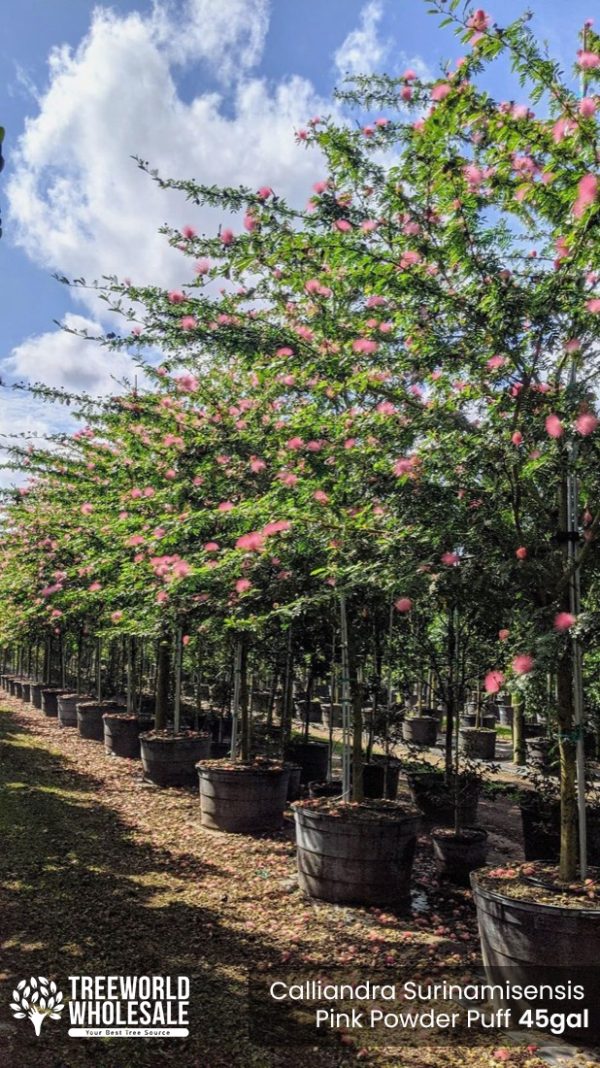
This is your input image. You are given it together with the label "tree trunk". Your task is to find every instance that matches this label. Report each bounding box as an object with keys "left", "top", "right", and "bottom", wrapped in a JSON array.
[
  {"left": 155, "top": 638, "right": 171, "bottom": 729},
  {"left": 512, "top": 694, "right": 526, "bottom": 766},
  {"left": 240, "top": 641, "right": 250, "bottom": 762},
  {"left": 557, "top": 650, "right": 577, "bottom": 881}
]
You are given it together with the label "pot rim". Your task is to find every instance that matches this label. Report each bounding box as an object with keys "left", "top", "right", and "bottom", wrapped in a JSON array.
[
  {"left": 431, "top": 826, "right": 488, "bottom": 843},
  {"left": 471, "top": 867, "right": 600, "bottom": 916}
]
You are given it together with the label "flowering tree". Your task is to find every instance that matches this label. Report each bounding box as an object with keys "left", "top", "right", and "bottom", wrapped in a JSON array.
[{"left": 2, "top": 5, "right": 600, "bottom": 876}]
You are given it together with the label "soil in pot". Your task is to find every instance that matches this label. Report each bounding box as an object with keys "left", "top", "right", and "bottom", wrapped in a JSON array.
[
  {"left": 197, "top": 758, "right": 290, "bottom": 833},
  {"left": 459, "top": 726, "right": 496, "bottom": 760},
  {"left": 57, "top": 693, "right": 93, "bottom": 728},
  {"left": 104, "top": 713, "right": 152, "bottom": 759},
  {"left": 78, "top": 700, "right": 125, "bottom": 741},
  {"left": 283, "top": 741, "right": 328, "bottom": 785},
  {"left": 401, "top": 716, "right": 438, "bottom": 747},
  {"left": 293, "top": 798, "right": 421, "bottom": 907},
  {"left": 431, "top": 827, "right": 488, "bottom": 886},
  {"left": 140, "top": 730, "right": 211, "bottom": 787},
  {"left": 471, "top": 864, "right": 600, "bottom": 1044},
  {"left": 406, "top": 770, "right": 481, "bottom": 826}
]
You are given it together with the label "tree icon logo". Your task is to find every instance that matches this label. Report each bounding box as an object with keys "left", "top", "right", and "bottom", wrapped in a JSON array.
[{"left": 10, "top": 977, "right": 64, "bottom": 1035}]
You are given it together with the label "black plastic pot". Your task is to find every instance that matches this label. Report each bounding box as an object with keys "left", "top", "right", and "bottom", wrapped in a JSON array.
[
  {"left": 29, "top": 683, "right": 44, "bottom": 710},
  {"left": 40, "top": 688, "right": 66, "bottom": 718},
  {"left": 293, "top": 801, "right": 421, "bottom": 906},
  {"left": 308, "top": 780, "right": 343, "bottom": 799},
  {"left": 431, "top": 827, "right": 488, "bottom": 885},
  {"left": 498, "top": 704, "right": 513, "bottom": 727},
  {"left": 198, "top": 762, "right": 290, "bottom": 833},
  {"left": 406, "top": 770, "right": 481, "bottom": 826},
  {"left": 140, "top": 732, "right": 211, "bottom": 786},
  {"left": 323, "top": 703, "right": 343, "bottom": 729},
  {"left": 286, "top": 763, "right": 302, "bottom": 802},
  {"left": 519, "top": 796, "right": 560, "bottom": 861},
  {"left": 525, "top": 736, "right": 558, "bottom": 772},
  {"left": 283, "top": 741, "right": 328, "bottom": 785},
  {"left": 13, "top": 679, "right": 24, "bottom": 700},
  {"left": 459, "top": 727, "right": 496, "bottom": 760},
  {"left": 471, "top": 868, "right": 600, "bottom": 1044},
  {"left": 401, "top": 716, "right": 438, "bottom": 746},
  {"left": 21, "top": 681, "right": 32, "bottom": 703},
  {"left": 371, "top": 758, "right": 401, "bottom": 801},
  {"left": 77, "top": 701, "right": 125, "bottom": 741},
  {"left": 57, "top": 693, "right": 92, "bottom": 728},
  {"left": 104, "top": 713, "right": 151, "bottom": 759}
]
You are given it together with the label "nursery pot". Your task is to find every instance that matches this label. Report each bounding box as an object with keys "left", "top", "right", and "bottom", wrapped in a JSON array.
[
  {"left": 20, "top": 680, "right": 32, "bottom": 703},
  {"left": 371, "top": 757, "right": 401, "bottom": 800},
  {"left": 57, "top": 693, "right": 92, "bottom": 728},
  {"left": 498, "top": 704, "right": 513, "bottom": 727},
  {"left": 471, "top": 868, "right": 600, "bottom": 1043},
  {"left": 406, "top": 770, "right": 481, "bottom": 827},
  {"left": 29, "top": 682, "right": 44, "bottom": 710},
  {"left": 525, "top": 736, "right": 558, "bottom": 773},
  {"left": 293, "top": 800, "right": 421, "bottom": 907},
  {"left": 323, "top": 703, "right": 343, "bottom": 729},
  {"left": 431, "top": 827, "right": 488, "bottom": 886},
  {"left": 283, "top": 741, "right": 328, "bottom": 785},
  {"left": 104, "top": 713, "right": 151, "bottom": 759},
  {"left": 459, "top": 727, "right": 496, "bottom": 760},
  {"left": 197, "top": 761, "right": 290, "bottom": 833},
  {"left": 309, "top": 780, "right": 343, "bottom": 799},
  {"left": 140, "top": 731, "right": 211, "bottom": 787},
  {"left": 519, "top": 795, "right": 560, "bottom": 862},
  {"left": 77, "top": 700, "right": 125, "bottom": 741},
  {"left": 302, "top": 700, "right": 323, "bottom": 725},
  {"left": 41, "top": 688, "right": 69, "bottom": 718},
  {"left": 13, "top": 679, "right": 24, "bottom": 699},
  {"left": 286, "top": 763, "right": 302, "bottom": 802},
  {"left": 8, "top": 677, "right": 18, "bottom": 696},
  {"left": 401, "top": 716, "right": 438, "bottom": 747}
]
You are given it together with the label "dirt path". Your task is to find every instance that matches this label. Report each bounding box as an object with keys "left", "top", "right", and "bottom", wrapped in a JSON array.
[{"left": 0, "top": 698, "right": 584, "bottom": 1068}]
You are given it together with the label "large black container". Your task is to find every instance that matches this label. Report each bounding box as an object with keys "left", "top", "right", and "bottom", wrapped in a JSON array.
[
  {"left": 140, "top": 732, "right": 211, "bottom": 786},
  {"left": 283, "top": 742, "right": 328, "bottom": 785},
  {"left": 293, "top": 801, "right": 420, "bottom": 906},
  {"left": 198, "top": 762, "right": 290, "bottom": 833}
]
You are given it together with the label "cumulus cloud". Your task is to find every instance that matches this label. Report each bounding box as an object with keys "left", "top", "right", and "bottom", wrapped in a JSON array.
[
  {"left": 7, "top": 0, "right": 329, "bottom": 310},
  {"left": 5, "top": 314, "right": 137, "bottom": 394},
  {"left": 334, "top": 0, "right": 388, "bottom": 77}
]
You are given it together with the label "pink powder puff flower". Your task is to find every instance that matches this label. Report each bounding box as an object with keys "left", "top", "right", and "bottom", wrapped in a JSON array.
[
  {"left": 545, "top": 414, "right": 563, "bottom": 438},
  {"left": 333, "top": 219, "right": 352, "bottom": 232},
  {"left": 587, "top": 298, "right": 600, "bottom": 313},
  {"left": 485, "top": 671, "right": 505, "bottom": 694},
  {"left": 220, "top": 228, "right": 234, "bottom": 245},
  {"left": 111, "top": 611, "right": 124, "bottom": 623},
  {"left": 313, "top": 490, "right": 329, "bottom": 504},
  {"left": 499, "top": 629, "right": 510, "bottom": 641},
  {"left": 516, "top": 546, "right": 528, "bottom": 560},
  {"left": 168, "top": 290, "right": 186, "bottom": 304},
  {"left": 235, "top": 578, "right": 252, "bottom": 593},
  {"left": 576, "top": 412, "right": 598, "bottom": 435},
  {"left": 195, "top": 259, "right": 210, "bottom": 274},
  {"left": 235, "top": 531, "right": 266, "bottom": 552},
  {"left": 218, "top": 501, "right": 234, "bottom": 512},
  {"left": 80, "top": 503, "right": 93, "bottom": 515},
  {"left": 511, "top": 431, "right": 523, "bottom": 445},
  {"left": 180, "top": 316, "right": 197, "bottom": 331},
  {"left": 512, "top": 654, "right": 534, "bottom": 675},
  {"left": 441, "top": 551, "right": 460, "bottom": 566},
  {"left": 579, "top": 97, "right": 597, "bottom": 118},
  {"left": 554, "top": 612, "right": 576, "bottom": 631},
  {"left": 578, "top": 50, "right": 600, "bottom": 70},
  {"left": 573, "top": 173, "right": 598, "bottom": 217},
  {"left": 431, "top": 82, "right": 451, "bottom": 102},
  {"left": 394, "top": 597, "right": 412, "bottom": 613},
  {"left": 182, "top": 225, "right": 197, "bottom": 239}
]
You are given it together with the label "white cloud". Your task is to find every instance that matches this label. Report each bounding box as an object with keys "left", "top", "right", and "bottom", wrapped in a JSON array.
[
  {"left": 5, "top": 314, "right": 137, "bottom": 394},
  {"left": 334, "top": 0, "right": 388, "bottom": 77},
  {"left": 6, "top": 0, "right": 329, "bottom": 311}
]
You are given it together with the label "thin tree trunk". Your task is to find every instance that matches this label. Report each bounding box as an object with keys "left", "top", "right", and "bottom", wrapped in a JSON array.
[{"left": 155, "top": 637, "right": 170, "bottom": 729}]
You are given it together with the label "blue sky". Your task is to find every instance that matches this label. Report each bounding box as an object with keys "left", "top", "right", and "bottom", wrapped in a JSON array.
[{"left": 0, "top": 0, "right": 595, "bottom": 452}]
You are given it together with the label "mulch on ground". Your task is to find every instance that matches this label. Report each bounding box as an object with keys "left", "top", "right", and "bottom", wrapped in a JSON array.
[{"left": 0, "top": 698, "right": 591, "bottom": 1068}]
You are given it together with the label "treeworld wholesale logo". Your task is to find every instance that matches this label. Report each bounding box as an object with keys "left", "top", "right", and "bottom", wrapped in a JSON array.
[
  {"left": 9, "top": 975, "right": 190, "bottom": 1038},
  {"left": 10, "top": 977, "right": 65, "bottom": 1035}
]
